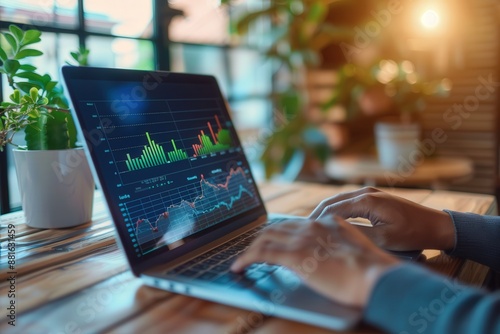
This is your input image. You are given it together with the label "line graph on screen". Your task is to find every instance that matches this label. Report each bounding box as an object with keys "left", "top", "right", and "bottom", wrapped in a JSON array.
[{"left": 124, "top": 166, "right": 257, "bottom": 253}]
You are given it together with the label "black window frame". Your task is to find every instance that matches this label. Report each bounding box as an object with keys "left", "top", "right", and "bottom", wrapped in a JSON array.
[
  {"left": 0, "top": 0, "right": 172, "bottom": 213},
  {"left": 0, "top": 1, "right": 274, "bottom": 214}
]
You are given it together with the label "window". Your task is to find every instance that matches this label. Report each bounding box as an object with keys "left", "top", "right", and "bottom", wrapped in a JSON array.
[
  {"left": 0, "top": 0, "right": 159, "bottom": 213},
  {"left": 0, "top": 0, "right": 275, "bottom": 213}
]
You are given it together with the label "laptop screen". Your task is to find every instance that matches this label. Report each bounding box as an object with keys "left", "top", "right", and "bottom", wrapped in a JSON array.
[{"left": 62, "top": 67, "right": 266, "bottom": 268}]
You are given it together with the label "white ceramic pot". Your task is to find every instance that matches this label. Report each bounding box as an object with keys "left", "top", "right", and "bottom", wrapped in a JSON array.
[
  {"left": 13, "top": 148, "right": 94, "bottom": 229},
  {"left": 375, "top": 122, "right": 421, "bottom": 170}
]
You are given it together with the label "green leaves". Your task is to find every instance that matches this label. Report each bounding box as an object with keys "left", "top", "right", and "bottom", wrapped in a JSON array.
[
  {"left": 9, "top": 25, "right": 23, "bottom": 41},
  {"left": 16, "top": 82, "right": 42, "bottom": 94},
  {"left": 67, "top": 47, "right": 90, "bottom": 66},
  {"left": 1, "top": 25, "right": 44, "bottom": 92},
  {"left": 0, "top": 47, "right": 7, "bottom": 62},
  {"left": 15, "top": 71, "right": 43, "bottom": 81},
  {"left": 0, "top": 24, "right": 88, "bottom": 150},
  {"left": 4, "top": 33, "right": 18, "bottom": 53},
  {"left": 3, "top": 59, "right": 20, "bottom": 74},
  {"left": 30, "top": 87, "right": 39, "bottom": 102},
  {"left": 19, "top": 64, "right": 37, "bottom": 71},
  {"left": 21, "top": 30, "right": 42, "bottom": 46},
  {"left": 15, "top": 49, "right": 43, "bottom": 60},
  {"left": 9, "top": 90, "right": 21, "bottom": 104}
]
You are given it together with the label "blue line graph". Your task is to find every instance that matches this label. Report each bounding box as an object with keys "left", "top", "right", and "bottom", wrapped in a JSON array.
[{"left": 125, "top": 167, "right": 257, "bottom": 253}]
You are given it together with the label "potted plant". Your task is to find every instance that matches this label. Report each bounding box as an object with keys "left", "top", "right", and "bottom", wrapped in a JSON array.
[
  {"left": 0, "top": 24, "right": 94, "bottom": 229},
  {"left": 360, "top": 59, "right": 450, "bottom": 169},
  {"left": 223, "top": 0, "right": 357, "bottom": 179}
]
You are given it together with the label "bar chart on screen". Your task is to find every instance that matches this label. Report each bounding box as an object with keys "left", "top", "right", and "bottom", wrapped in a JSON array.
[
  {"left": 114, "top": 114, "right": 235, "bottom": 179},
  {"left": 125, "top": 133, "right": 188, "bottom": 171}
]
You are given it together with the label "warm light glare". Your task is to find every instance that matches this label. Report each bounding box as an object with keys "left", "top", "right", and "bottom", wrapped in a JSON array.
[{"left": 421, "top": 10, "right": 440, "bottom": 29}]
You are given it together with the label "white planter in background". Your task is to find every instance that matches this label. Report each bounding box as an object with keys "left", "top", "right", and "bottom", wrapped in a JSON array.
[
  {"left": 13, "top": 148, "right": 94, "bottom": 229},
  {"left": 375, "top": 122, "right": 421, "bottom": 170}
]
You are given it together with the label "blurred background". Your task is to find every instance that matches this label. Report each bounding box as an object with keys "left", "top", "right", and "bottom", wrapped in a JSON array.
[{"left": 1, "top": 0, "right": 499, "bottom": 214}]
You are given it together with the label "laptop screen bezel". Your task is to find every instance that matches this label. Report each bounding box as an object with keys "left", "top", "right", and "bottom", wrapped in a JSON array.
[{"left": 62, "top": 66, "right": 268, "bottom": 275}]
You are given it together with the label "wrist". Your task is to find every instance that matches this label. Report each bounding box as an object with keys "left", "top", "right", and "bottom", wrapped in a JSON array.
[
  {"left": 361, "top": 254, "right": 400, "bottom": 307},
  {"left": 431, "top": 210, "right": 456, "bottom": 250}
]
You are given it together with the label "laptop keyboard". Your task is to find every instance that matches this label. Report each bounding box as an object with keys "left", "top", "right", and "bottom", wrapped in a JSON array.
[{"left": 164, "top": 218, "right": 286, "bottom": 286}]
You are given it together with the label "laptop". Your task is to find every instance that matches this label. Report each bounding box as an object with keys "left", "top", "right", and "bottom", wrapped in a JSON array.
[{"left": 61, "top": 66, "right": 405, "bottom": 331}]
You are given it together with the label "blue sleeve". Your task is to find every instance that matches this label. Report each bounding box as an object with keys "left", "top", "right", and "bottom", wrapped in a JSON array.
[
  {"left": 444, "top": 210, "right": 500, "bottom": 272},
  {"left": 364, "top": 264, "right": 500, "bottom": 334}
]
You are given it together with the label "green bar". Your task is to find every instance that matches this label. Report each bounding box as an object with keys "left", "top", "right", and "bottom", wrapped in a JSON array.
[
  {"left": 160, "top": 147, "right": 167, "bottom": 163},
  {"left": 145, "top": 147, "right": 153, "bottom": 167},
  {"left": 141, "top": 149, "right": 148, "bottom": 167},
  {"left": 148, "top": 147, "right": 159, "bottom": 166},
  {"left": 145, "top": 147, "right": 152, "bottom": 166},
  {"left": 152, "top": 143, "right": 162, "bottom": 164},
  {"left": 126, "top": 154, "right": 133, "bottom": 171},
  {"left": 155, "top": 147, "right": 162, "bottom": 165},
  {"left": 150, "top": 146, "right": 159, "bottom": 165},
  {"left": 145, "top": 132, "right": 155, "bottom": 166}
]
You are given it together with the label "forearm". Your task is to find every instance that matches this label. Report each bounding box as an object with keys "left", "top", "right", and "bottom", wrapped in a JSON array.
[
  {"left": 444, "top": 210, "right": 500, "bottom": 272},
  {"left": 364, "top": 264, "right": 500, "bottom": 334}
]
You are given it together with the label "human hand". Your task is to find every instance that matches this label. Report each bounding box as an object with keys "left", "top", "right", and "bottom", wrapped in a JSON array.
[
  {"left": 309, "top": 187, "right": 456, "bottom": 251},
  {"left": 230, "top": 216, "right": 399, "bottom": 308}
]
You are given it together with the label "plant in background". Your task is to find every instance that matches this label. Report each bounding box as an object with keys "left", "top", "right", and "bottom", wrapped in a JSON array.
[
  {"left": 222, "top": 0, "right": 356, "bottom": 178},
  {"left": 0, "top": 24, "right": 89, "bottom": 151},
  {"left": 325, "top": 60, "right": 451, "bottom": 122}
]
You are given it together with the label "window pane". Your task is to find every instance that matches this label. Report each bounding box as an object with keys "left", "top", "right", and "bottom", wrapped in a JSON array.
[
  {"left": 229, "top": 0, "right": 273, "bottom": 48},
  {"left": 229, "top": 98, "right": 272, "bottom": 130},
  {"left": 84, "top": 0, "right": 153, "bottom": 38},
  {"left": 87, "top": 36, "right": 154, "bottom": 70},
  {"left": 170, "top": 43, "right": 230, "bottom": 96},
  {"left": 35, "top": 33, "right": 79, "bottom": 79},
  {"left": 0, "top": 0, "right": 78, "bottom": 29},
  {"left": 168, "top": 0, "right": 229, "bottom": 44},
  {"left": 228, "top": 48, "right": 272, "bottom": 99},
  {"left": 229, "top": 98, "right": 272, "bottom": 182}
]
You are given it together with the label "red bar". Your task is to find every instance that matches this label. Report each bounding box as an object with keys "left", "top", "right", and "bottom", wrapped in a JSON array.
[
  {"left": 215, "top": 115, "right": 222, "bottom": 131},
  {"left": 207, "top": 122, "right": 217, "bottom": 144}
]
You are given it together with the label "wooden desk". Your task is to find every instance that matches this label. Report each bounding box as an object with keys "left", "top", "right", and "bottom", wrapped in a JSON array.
[
  {"left": 0, "top": 183, "right": 497, "bottom": 334},
  {"left": 325, "top": 156, "right": 473, "bottom": 189}
]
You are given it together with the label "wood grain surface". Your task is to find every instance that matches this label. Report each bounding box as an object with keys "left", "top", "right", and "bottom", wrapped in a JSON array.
[{"left": 0, "top": 183, "right": 496, "bottom": 334}]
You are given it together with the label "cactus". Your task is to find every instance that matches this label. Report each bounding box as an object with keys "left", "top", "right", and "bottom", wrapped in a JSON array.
[{"left": 0, "top": 24, "right": 87, "bottom": 151}]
